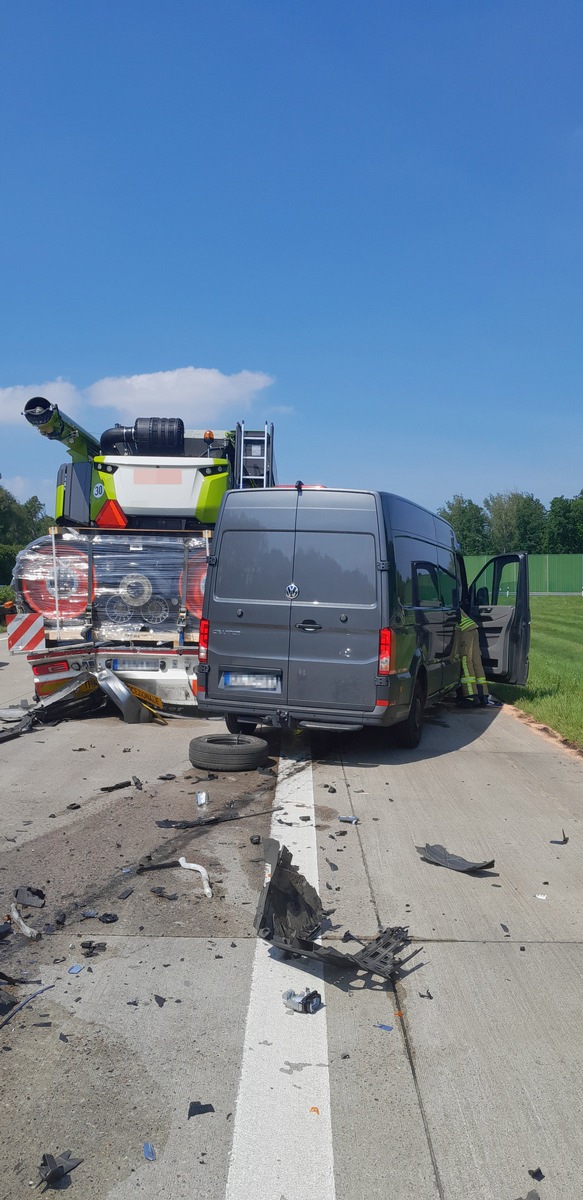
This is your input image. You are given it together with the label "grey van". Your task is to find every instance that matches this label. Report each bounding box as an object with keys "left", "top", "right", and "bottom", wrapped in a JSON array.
[{"left": 196, "top": 487, "right": 529, "bottom": 747}]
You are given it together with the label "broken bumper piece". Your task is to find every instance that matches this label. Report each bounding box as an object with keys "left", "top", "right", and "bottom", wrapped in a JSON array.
[{"left": 254, "top": 839, "right": 410, "bottom": 980}]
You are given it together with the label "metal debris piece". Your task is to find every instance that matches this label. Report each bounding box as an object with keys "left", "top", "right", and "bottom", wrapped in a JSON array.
[
  {"left": 132, "top": 776, "right": 143, "bottom": 790},
  {"left": 250, "top": 835, "right": 261, "bottom": 845},
  {"left": 188, "top": 1101, "right": 215, "bottom": 1118},
  {"left": 528, "top": 1168, "right": 545, "bottom": 1182},
  {"left": 282, "top": 987, "right": 322, "bottom": 1013},
  {"left": 550, "top": 830, "right": 569, "bottom": 845},
  {"left": 0, "top": 988, "right": 17, "bottom": 1017},
  {"left": 14, "top": 886, "right": 45, "bottom": 909},
  {"left": 118, "top": 887, "right": 133, "bottom": 900},
  {"left": 415, "top": 844, "right": 495, "bottom": 872},
  {"left": 0, "top": 920, "right": 12, "bottom": 941},
  {"left": 419, "top": 989, "right": 433, "bottom": 999},
  {"left": 338, "top": 815, "right": 359, "bottom": 824},
  {"left": 96, "top": 667, "right": 153, "bottom": 723},
  {"left": 10, "top": 903, "right": 41, "bottom": 940},
  {"left": 99, "top": 913, "right": 118, "bottom": 923},
  {"left": 100, "top": 780, "right": 132, "bottom": 793},
  {"left": 38, "top": 1149, "right": 83, "bottom": 1185},
  {"left": 153, "top": 994, "right": 166, "bottom": 1008}
]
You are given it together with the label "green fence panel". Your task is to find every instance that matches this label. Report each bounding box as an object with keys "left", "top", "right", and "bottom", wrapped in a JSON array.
[{"left": 463, "top": 554, "right": 583, "bottom": 594}]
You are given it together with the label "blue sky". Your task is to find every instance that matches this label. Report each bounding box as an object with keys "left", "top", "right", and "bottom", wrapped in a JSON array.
[{"left": 1, "top": 1, "right": 582, "bottom": 515}]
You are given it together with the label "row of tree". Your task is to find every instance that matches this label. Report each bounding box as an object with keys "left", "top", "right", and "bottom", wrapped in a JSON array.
[
  {"left": 0, "top": 486, "right": 52, "bottom": 586},
  {"left": 438, "top": 491, "right": 583, "bottom": 555}
]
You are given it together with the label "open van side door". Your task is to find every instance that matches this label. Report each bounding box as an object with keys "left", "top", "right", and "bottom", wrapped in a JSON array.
[{"left": 462, "top": 553, "right": 530, "bottom": 686}]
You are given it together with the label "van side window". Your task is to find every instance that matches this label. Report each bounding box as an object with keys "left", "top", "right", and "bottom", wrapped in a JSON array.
[
  {"left": 215, "top": 531, "right": 294, "bottom": 601},
  {"left": 413, "top": 562, "right": 441, "bottom": 607},
  {"left": 438, "top": 568, "right": 459, "bottom": 608},
  {"left": 293, "top": 532, "right": 377, "bottom": 605}
]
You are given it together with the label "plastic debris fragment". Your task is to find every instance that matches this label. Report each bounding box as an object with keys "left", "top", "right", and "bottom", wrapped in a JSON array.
[{"left": 144, "top": 1142, "right": 156, "bottom": 1161}]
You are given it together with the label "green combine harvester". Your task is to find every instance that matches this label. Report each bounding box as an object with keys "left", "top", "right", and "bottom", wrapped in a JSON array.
[{"left": 9, "top": 397, "right": 275, "bottom": 708}]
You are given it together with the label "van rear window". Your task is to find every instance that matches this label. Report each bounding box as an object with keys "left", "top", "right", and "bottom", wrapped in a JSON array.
[
  {"left": 215, "top": 531, "right": 294, "bottom": 601},
  {"left": 293, "top": 533, "right": 377, "bottom": 606}
]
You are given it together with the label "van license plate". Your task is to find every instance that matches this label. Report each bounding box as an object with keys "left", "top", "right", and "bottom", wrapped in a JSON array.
[{"left": 222, "top": 672, "right": 279, "bottom": 690}]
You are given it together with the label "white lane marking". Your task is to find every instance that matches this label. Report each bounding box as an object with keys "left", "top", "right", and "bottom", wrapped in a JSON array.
[{"left": 225, "top": 738, "right": 336, "bottom": 1200}]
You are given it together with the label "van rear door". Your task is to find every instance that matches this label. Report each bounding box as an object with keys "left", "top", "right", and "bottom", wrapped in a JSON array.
[
  {"left": 204, "top": 490, "right": 297, "bottom": 705},
  {"left": 287, "top": 491, "right": 382, "bottom": 711},
  {"left": 465, "top": 553, "right": 530, "bottom": 686}
]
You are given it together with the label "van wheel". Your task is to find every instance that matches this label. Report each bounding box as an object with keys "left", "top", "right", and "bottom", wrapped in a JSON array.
[
  {"left": 225, "top": 713, "right": 258, "bottom": 736},
  {"left": 394, "top": 680, "right": 425, "bottom": 748},
  {"left": 189, "top": 733, "right": 268, "bottom": 772}
]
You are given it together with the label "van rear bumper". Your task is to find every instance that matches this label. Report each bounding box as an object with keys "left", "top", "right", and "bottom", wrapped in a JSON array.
[{"left": 196, "top": 695, "right": 401, "bottom": 731}]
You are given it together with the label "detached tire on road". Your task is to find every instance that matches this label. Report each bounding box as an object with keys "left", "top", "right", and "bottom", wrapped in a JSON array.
[{"left": 188, "top": 733, "right": 269, "bottom": 772}]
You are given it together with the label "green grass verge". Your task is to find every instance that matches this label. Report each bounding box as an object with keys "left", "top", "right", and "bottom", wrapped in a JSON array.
[{"left": 492, "top": 596, "right": 583, "bottom": 748}]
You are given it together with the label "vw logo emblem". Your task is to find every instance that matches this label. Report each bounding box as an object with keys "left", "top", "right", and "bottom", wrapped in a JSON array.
[{"left": 286, "top": 583, "right": 299, "bottom": 599}]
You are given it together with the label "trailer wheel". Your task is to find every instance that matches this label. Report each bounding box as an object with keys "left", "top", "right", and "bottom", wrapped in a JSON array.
[
  {"left": 188, "top": 733, "right": 268, "bottom": 771},
  {"left": 225, "top": 713, "right": 258, "bottom": 736}
]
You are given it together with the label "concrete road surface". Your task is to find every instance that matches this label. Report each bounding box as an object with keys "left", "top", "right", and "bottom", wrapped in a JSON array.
[{"left": 1, "top": 640, "right": 582, "bottom": 1199}]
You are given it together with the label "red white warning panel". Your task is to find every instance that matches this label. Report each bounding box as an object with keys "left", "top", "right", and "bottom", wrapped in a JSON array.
[{"left": 6, "top": 613, "right": 46, "bottom": 654}]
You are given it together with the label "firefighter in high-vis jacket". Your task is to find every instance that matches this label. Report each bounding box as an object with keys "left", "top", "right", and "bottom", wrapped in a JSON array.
[{"left": 453, "top": 608, "right": 490, "bottom": 707}]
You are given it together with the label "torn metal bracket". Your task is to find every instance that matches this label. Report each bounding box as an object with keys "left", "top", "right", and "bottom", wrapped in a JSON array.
[{"left": 415, "top": 843, "right": 495, "bottom": 873}]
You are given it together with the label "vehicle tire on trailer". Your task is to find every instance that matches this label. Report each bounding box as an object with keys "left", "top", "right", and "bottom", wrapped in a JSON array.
[
  {"left": 394, "top": 678, "right": 425, "bottom": 749},
  {"left": 225, "top": 713, "right": 258, "bottom": 736},
  {"left": 188, "top": 733, "right": 268, "bottom": 771}
]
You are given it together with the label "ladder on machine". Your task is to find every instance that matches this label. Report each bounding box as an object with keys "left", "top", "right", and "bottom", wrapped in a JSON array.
[{"left": 234, "top": 422, "right": 275, "bottom": 489}]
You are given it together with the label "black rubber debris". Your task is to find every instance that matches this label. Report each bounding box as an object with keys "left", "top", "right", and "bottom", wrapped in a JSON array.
[
  {"left": 419, "top": 989, "right": 433, "bottom": 999},
  {"left": 154, "top": 994, "right": 166, "bottom": 1007},
  {"left": 132, "top": 776, "right": 143, "bottom": 790},
  {"left": 14, "top": 886, "right": 46, "bottom": 908},
  {"left": 38, "top": 1150, "right": 83, "bottom": 1186},
  {"left": 0, "top": 988, "right": 17, "bottom": 1017},
  {"left": 118, "top": 887, "right": 134, "bottom": 900},
  {"left": 66, "top": 803, "right": 81, "bottom": 810},
  {"left": 415, "top": 844, "right": 495, "bottom": 872},
  {"left": 501, "top": 923, "right": 510, "bottom": 935},
  {"left": 256, "top": 839, "right": 410, "bottom": 981},
  {"left": 151, "top": 888, "right": 178, "bottom": 901},
  {"left": 299, "top": 815, "right": 311, "bottom": 822},
  {"left": 326, "top": 858, "right": 339, "bottom": 872},
  {"left": 0, "top": 922, "right": 12, "bottom": 941},
  {"left": 341, "top": 930, "right": 360, "bottom": 943},
  {"left": 158, "top": 773, "right": 176, "bottom": 780},
  {"left": 100, "top": 780, "right": 132, "bottom": 793},
  {"left": 59, "top": 1033, "right": 69, "bottom": 1043},
  {"left": 528, "top": 1168, "right": 545, "bottom": 1182},
  {"left": 250, "top": 835, "right": 261, "bottom": 845},
  {"left": 99, "top": 913, "right": 118, "bottom": 924},
  {"left": 254, "top": 839, "right": 325, "bottom": 942},
  {"left": 155, "top": 804, "right": 282, "bottom": 831},
  {"left": 55, "top": 912, "right": 66, "bottom": 927},
  {"left": 188, "top": 1101, "right": 215, "bottom": 1118},
  {"left": 81, "top": 940, "right": 107, "bottom": 957}
]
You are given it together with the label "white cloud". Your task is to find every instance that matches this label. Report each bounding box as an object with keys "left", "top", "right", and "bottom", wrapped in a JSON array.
[
  {"left": 85, "top": 366, "right": 274, "bottom": 422},
  {"left": 0, "top": 378, "right": 80, "bottom": 425},
  {"left": 0, "top": 366, "right": 274, "bottom": 428}
]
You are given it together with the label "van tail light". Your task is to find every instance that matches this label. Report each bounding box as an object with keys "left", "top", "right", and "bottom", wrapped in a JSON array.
[
  {"left": 32, "top": 659, "right": 69, "bottom": 676},
  {"left": 378, "top": 628, "right": 392, "bottom": 675},
  {"left": 198, "top": 618, "right": 209, "bottom": 663}
]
